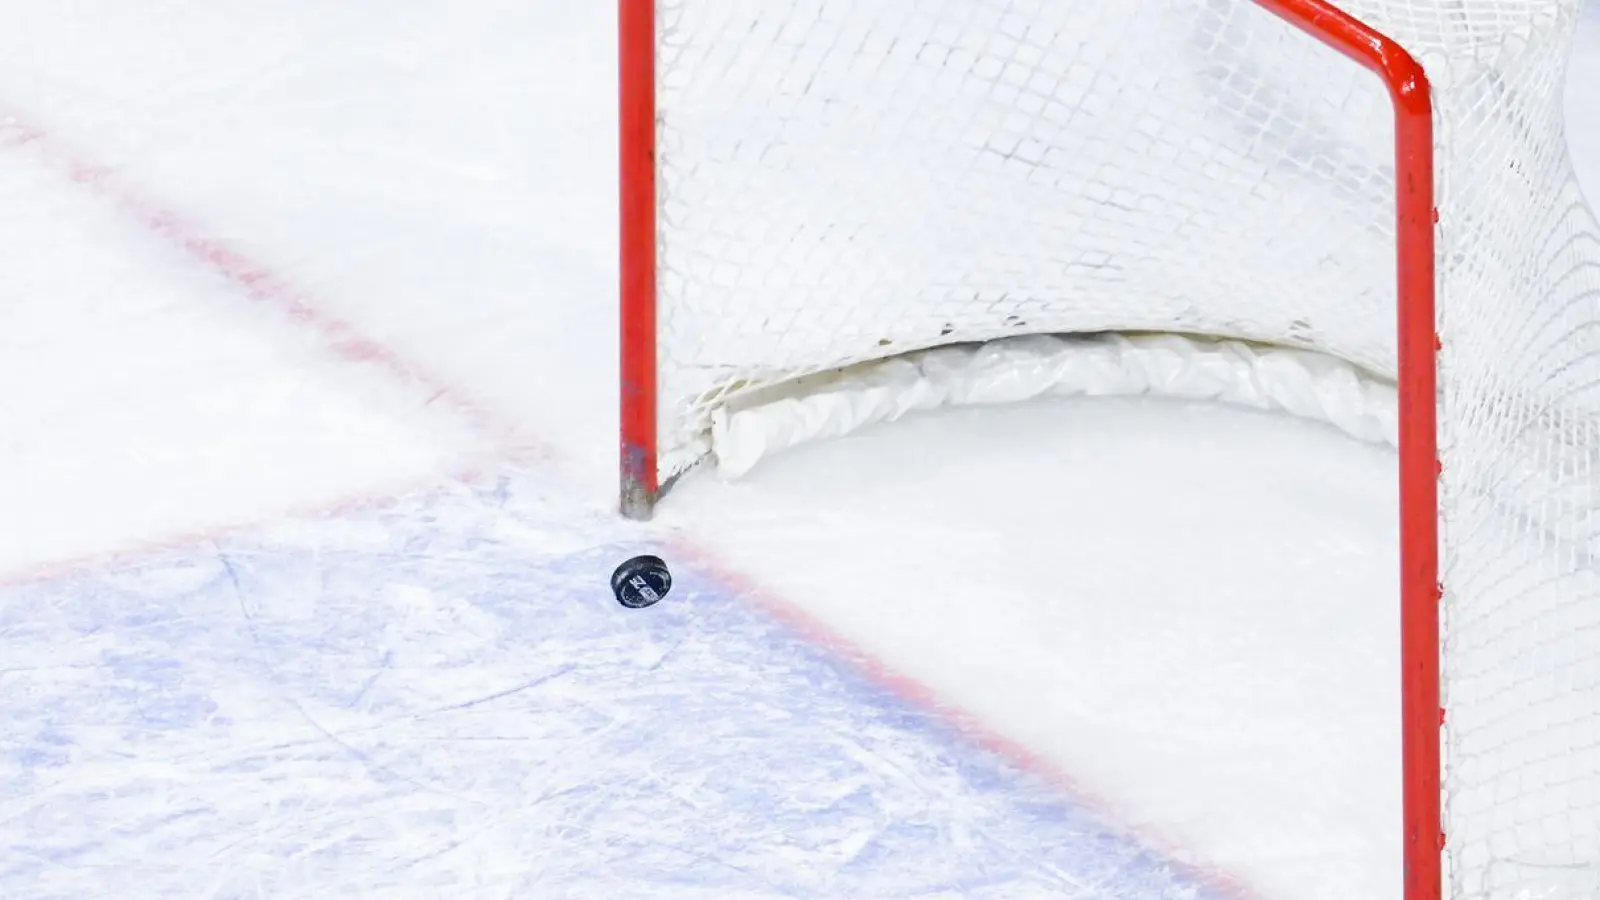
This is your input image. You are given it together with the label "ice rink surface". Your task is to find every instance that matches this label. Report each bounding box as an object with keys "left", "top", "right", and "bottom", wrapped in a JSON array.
[{"left": 1, "top": 3, "right": 1597, "bottom": 898}]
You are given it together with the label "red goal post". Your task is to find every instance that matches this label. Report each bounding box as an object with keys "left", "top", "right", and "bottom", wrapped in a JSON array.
[{"left": 1245, "top": 7, "right": 1442, "bottom": 900}]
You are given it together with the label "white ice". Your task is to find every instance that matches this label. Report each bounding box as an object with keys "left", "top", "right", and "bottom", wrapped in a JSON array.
[{"left": 0, "top": 3, "right": 1597, "bottom": 899}]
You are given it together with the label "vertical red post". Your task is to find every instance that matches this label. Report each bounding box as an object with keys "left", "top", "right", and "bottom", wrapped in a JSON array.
[
  {"left": 1249, "top": 3, "right": 1442, "bottom": 898},
  {"left": 619, "top": 0, "right": 659, "bottom": 519},
  {"left": 1390, "top": 66, "right": 1444, "bottom": 900}
]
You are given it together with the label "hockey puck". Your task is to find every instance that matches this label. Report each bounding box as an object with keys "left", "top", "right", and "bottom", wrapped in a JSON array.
[{"left": 611, "top": 555, "right": 672, "bottom": 609}]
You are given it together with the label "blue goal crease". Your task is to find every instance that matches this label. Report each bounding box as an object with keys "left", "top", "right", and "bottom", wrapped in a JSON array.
[{"left": 0, "top": 474, "right": 1229, "bottom": 899}]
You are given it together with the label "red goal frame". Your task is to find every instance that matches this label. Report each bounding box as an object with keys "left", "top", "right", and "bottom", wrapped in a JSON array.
[{"left": 617, "top": 1, "right": 1441, "bottom": 896}]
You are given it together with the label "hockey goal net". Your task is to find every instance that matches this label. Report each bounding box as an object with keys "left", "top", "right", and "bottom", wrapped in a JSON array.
[{"left": 617, "top": 1, "right": 1600, "bottom": 897}]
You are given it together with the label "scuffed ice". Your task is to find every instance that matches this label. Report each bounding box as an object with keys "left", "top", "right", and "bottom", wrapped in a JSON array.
[{"left": 0, "top": 473, "right": 1223, "bottom": 899}]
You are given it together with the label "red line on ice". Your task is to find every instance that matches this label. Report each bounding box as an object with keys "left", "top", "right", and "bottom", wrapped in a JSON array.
[
  {"left": 675, "top": 538, "right": 1268, "bottom": 900},
  {"left": 0, "top": 109, "right": 544, "bottom": 462},
  {"left": 0, "top": 460, "right": 500, "bottom": 589}
]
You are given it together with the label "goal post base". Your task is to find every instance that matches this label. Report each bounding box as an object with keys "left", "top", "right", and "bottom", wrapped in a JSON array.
[{"left": 620, "top": 481, "right": 655, "bottom": 522}]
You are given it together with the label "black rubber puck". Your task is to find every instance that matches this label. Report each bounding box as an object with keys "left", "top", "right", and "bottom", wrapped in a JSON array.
[{"left": 612, "top": 555, "right": 672, "bottom": 609}]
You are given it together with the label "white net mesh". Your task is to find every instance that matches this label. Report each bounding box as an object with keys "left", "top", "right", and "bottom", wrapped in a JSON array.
[{"left": 649, "top": 1, "right": 1600, "bottom": 896}]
